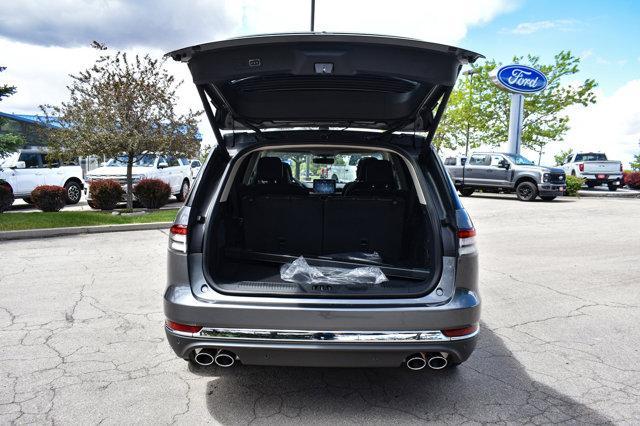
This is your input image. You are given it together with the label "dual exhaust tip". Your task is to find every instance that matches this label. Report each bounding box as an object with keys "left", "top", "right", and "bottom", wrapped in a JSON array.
[
  {"left": 406, "top": 352, "right": 448, "bottom": 371},
  {"left": 193, "top": 349, "right": 448, "bottom": 370},
  {"left": 193, "top": 349, "right": 237, "bottom": 368}
]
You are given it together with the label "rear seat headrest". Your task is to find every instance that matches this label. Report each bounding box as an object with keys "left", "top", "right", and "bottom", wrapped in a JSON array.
[
  {"left": 355, "top": 157, "right": 378, "bottom": 181},
  {"left": 256, "top": 157, "right": 284, "bottom": 182},
  {"left": 282, "top": 162, "right": 294, "bottom": 182},
  {"left": 364, "top": 160, "right": 394, "bottom": 185}
]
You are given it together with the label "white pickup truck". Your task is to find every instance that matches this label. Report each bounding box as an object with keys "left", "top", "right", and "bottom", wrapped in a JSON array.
[
  {"left": 0, "top": 150, "right": 84, "bottom": 205},
  {"left": 84, "top": 153, "right": 192, "bottom": 208},
  {"left": 561, "top": 152, "right": 623, "bottom": 191}
]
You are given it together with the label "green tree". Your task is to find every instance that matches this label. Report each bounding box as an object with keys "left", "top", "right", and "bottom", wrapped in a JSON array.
[
  {"left": 554, "top": 148, "right": 574, "bottom": 166},
  {"left": 0, "top": 66, "right": 25, "bottom": 157},
  {"left": 440, "top": 51, "right": 596, "bottom": 160},
  {"left": 631, "top": 153, "right": 640, "bottom": 171},
  {"left": 42, "top": 42, "right": 201, "bottom": 209}
]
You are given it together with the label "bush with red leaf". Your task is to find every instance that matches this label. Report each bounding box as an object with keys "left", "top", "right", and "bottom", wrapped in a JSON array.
[
  {"left": 31, "top": 185, "right": 67, "bottom": 212},
  {"left": 0, "top": 179, "right": 14, "bottom": 213},
  {"left": 133, "top": 178, "right": 171, "bottom": 209},
  {"left": 623, "top": 171, "right": 640, "bottom": 189},
  {"left": 89, "top": 179, "right": 125, "bottom": 210}
]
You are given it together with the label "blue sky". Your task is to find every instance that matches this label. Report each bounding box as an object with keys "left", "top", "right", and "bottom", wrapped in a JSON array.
[
  {"left": 463, "top": 0, "right": 640, "bottom": 94},
  {"left": 1, "top": 0, "right": 638, "bottom": 164}
]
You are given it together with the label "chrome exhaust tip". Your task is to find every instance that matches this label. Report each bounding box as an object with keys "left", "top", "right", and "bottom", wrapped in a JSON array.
[
  {"left": 427, "top": 353, "right": 448, "bottom": 370},
  {"left": 214, "top": 349, "right": 236, "bottom": 368},
  {"left": 193, "top": 349, "right": 215, "bottom": 366},
  {"left": 406, "top": 353, "right": 427, "bottom": 371}
]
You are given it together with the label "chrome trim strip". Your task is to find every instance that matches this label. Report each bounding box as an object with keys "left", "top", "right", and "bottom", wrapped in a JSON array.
[{"left": 166, "top": 325, "right": 479, "bottom": 343}]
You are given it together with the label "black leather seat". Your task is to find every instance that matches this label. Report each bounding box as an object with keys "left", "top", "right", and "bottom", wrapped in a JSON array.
[
  {"left": 343, "top": 159, "right": 397, "bottom": 196},
  {"left": 246, "top": 157, "right": 308, "bottom": 196},
  {"left": 342, "top": 157, "right": 378, "bottom": 195}
]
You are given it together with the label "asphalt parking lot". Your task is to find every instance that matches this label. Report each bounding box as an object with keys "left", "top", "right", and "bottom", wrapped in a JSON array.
[{"left": 1, "top": 195, "right": 639, "bottom": 424}]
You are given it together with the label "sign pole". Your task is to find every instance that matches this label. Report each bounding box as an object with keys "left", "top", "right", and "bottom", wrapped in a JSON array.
[{"left": 507, "top": 93, "right": 524, "bottom": 155}]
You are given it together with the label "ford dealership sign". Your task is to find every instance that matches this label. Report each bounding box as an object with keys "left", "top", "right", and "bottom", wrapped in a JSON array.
[{"left": 491, "top": 64, "right": 548, "bottom": 94}]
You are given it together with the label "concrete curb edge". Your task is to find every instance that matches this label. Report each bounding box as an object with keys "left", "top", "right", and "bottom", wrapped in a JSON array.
[{"left": 0, "top": 222, "right": 173, "bottom": 241}]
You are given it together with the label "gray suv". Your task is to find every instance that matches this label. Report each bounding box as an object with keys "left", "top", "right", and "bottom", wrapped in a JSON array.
[{"left": 164, "top": 34, "right": 481, "bottom": 371}]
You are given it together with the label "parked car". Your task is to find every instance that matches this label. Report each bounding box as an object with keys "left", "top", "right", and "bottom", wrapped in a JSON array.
[
  {"left": 323, "top": 154, "right": 360, "bottom": 182},
  {"left": 84, "top": 153, "right": 191, "bottom": 208},
  {"left": 561, "top": 152, "right": 623, "bottom": 191},
  {"left": 163, "top": 33, "right": 481, "bottom": 371},
  {"left": 446, "top": 152, "right": 566, "bottom": 201},
  {"left": 0, "top": 149, "right": 84, "bottom": 205}
]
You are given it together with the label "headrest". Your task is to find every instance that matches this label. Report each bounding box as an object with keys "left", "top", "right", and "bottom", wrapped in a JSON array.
[
  {"left": 282, "top": 162, "right": 294, "bottom": 181},
  {"left": 256, "top": 157, "right": 284, "bottom": 182},
  {"left": 363, "top": 160, "right": 394, "bottom": 185},
  {"left": 355, "top": 157, "right": 378, "bottom": 180}
]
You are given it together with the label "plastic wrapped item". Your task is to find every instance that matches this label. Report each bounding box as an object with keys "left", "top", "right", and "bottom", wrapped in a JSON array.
[
  {"left": 326, "top": 251, "right": 383, "bottom": 264},
  {"left": 280, "top": 256, "right": 388, "bottom": 286}
]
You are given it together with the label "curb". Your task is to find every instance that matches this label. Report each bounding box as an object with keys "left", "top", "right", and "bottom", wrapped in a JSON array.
[
  {"left": 0, "top": 222, "right": 173, "bottom": 241},
  {"left": 577, "top": 189, "right": 640, "bottom": 198}
]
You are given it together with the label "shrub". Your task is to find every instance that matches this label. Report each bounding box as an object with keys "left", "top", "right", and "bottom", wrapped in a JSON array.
[
  {"left": 31, "top": 185, "right": 67, "bottom": 212},
  {"left": 0, "top": 179, "right": 14, "bottom": 213},
  {"left": 565, "top": 175, "right": 584, "bottom": 197},
  {"left": 133, "top": 178, "right": 171, "bottom": 209},
  {"left": 89, "top": 179, "right": 125, "bottom": 210},
  {"left": 624, "top": 171, "right": 640, "bottom": 189}
]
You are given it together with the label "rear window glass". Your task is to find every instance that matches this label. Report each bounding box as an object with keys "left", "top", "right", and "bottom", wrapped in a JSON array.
[
  {"left": 444, "top": 157, "right": 457, "bottom": 165},
  {"left": 248, "top": 150, "right": 393, "bottom": 187},
  {"left": 575, "top": 153, "right": 607, "bottom": 162}
]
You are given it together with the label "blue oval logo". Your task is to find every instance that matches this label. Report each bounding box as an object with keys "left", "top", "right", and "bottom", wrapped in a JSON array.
[{"left": 493, "top": 64, "right": 548, "bottom": 94}]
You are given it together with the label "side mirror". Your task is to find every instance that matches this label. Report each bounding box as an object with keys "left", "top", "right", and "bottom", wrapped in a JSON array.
[
  {"left": 15, "top": 161, "right": 26, "bottom": 169},
  {"left": 158, "top": 162, "right": 169, "bottom": 169},
  {"left": 499, "top": 160, "right": 510, "bottom": 169}
]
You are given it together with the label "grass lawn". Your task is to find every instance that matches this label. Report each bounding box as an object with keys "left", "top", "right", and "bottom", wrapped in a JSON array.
[{"left": 0, "top": 209, "right": 178, "bottom": 232}]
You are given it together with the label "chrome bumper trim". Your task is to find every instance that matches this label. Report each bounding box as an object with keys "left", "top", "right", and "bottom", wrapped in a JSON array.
[{"left": 166, "top": 326, "right": 479, "bottom": 343}]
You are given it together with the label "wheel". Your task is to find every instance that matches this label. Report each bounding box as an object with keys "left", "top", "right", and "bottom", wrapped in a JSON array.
[
  {"left": 515, "top": 181, "right": 538, "bottom": 201},
  {"left": 87, "top": 200, "right": 98, "bottom": 209},
  {"left": 586, "top": 182, "right": 596, "bottom": 189},
  {"left": 22, "top": 197, "right": 34, "bottom": 204},
  {"left": 540, "top": 196, "right": 556, "bottom": 201},
  {"left": 64, "top": 181, "right": 82, "bottom": 204},
  {"left": 459, "top": 187, "right": 475, "bottom": 197},
  {"left": 608, "top": 183, "right": 618, "bottom": 192},
  {"left": 176, "top": 179, "right": 190, "bottom": 202}
]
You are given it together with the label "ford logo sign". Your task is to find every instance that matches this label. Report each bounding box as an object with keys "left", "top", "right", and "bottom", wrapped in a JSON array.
[{"left": 491, "top": 64, "right": 548, "bottom": 94}]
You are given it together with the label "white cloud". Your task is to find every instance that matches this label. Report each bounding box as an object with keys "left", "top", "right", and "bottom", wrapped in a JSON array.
[
  {"left": 0, "top": 0, "right": 513, "bottom": 148},
  {"left": 542, "top": 80, "right": 640, "bottom": 168},
  {"left": 506, "top": 19, "right": 577, "bottom": 35}
]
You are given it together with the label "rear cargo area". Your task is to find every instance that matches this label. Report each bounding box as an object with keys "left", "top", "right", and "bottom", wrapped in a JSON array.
[{"left": 203, "top": 149, "right": 439, "bottom": 297}]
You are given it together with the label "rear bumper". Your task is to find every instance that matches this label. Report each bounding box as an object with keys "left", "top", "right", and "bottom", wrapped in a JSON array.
[
  {"left": 165, "top": 326, "right": 478, "bottom": 367},
  {"left": 163, "top": 284, "right": 481, "bottom": 366},
  {"left": 581, "top": 174, "right": 623, "bottom": 183}
]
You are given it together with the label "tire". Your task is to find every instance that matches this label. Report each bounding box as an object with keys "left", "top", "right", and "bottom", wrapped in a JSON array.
[
  {"left": 586, "top": 182, "right": 596, "bottom": 189},
  {"left": 175, "top": 179, "right": 190, "bottom": 202},
  {"left": 87, "top": 200, "right": 98, "bottom": 209},
  {"left": 64, "top": 181, "right": 82, "bottom": 204},
  {"left": 459, "top": 187, "right": 475, "bottom": 197},
  {"left": 515, "top": 181, "right": 538, "bottom": 201},
  {"left": 540, "top": 196, "right": 556, "bottom": 201},
  {"left": 22, "top": 197, "right": 34, "bottom": 204},
  {"left": 608, "top": 183, "right": 618, "bottom": 192}
]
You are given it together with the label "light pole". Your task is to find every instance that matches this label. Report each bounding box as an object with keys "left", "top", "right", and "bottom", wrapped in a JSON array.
[
  {"left": 310, "top": 0, "right": 315, "bottom": 31},
  {"left": 462, "top": 69, "right": 479, "bottom": 157}
]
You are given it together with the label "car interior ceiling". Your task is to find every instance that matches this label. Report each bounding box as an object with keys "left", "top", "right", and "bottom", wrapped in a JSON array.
[{"left": 205, "top": 147, "right": 435, "bottom": 288}]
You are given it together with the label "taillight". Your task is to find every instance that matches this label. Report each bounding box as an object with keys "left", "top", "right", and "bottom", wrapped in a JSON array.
[
  {"left": 165, "top": 320, "right": 202, "bottom": 334},
  {"left": 455, "top": 209, "right": 477, "bottom": 255},
  {"left": 169, "top": 224, "right": 187, "bottom": 253},
  {"left": 578, "top": 163, "right": 584, "bottom": 172},
  {"left": 442, "top": 323, "right": 479, "bottom": 338},
  {"left": 168, "top": 206, "right": 190, "bottom": 253}
]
